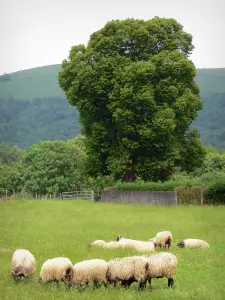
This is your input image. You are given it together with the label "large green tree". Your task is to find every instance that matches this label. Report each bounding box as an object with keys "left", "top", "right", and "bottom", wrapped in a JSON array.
[
  {"left": 59, "top": 17, "right": 204, "bottom": 181},
  {"left": 20, "top": 140, "right": 86, "bottom": 194}
]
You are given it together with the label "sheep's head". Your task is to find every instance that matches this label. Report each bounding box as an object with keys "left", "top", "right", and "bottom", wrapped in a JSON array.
[
  {"left": 62, "top": 267, "right": 74, "bottom": 287},
  {"left": 149, "top": 237, "right": 156, "bottom": 243},
  {"left": 177, "top": 241, "right": 185, "bottom": 248},
  {"left": 116, "top": 235, "right": 123, "bottom": 241},
  {"left": 12, "top": 267, "right": 25, "bottom": 280}
]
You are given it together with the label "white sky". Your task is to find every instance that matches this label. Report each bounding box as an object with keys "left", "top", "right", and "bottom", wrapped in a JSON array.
[{"left": 0, "top": 0, "right": 224, "bottom": 75}]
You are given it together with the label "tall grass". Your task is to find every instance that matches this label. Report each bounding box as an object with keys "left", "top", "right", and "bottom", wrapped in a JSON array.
[{"left": 0, "top": 200, "right": 225, "bottom": 300}]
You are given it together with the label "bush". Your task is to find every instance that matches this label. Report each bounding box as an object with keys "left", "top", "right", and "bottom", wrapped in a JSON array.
[
  {"left": 204, "top": 179, "right": 225, "bottom": 204},
  {"left": 175, "top": 186, "right": 203, "bottom": 205},
  {"left": 115, "top": 178, "right": 201, "bottom": 191}
]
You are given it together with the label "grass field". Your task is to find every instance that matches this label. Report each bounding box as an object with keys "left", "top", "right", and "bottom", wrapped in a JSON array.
[{"left": 0, "top": 200, "right": 225, "bottom": 300}]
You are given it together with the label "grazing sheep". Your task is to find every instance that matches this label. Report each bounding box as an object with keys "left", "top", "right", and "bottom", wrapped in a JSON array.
[
  {"left": 144, "top": 252, "right": 178, "bottom": 288},
  {"left": 117, "top": 235, "right": 155, "bottom": 252},
  {"left": 107, "top": 256, "right": 149, "bottom": 289},
  {"left": 38, "top": 257, "right": 74, "bottom": 286},
  {"left": 149, "top": 231, "right": 173, "bottom": 249},
  {"left": 88, "top": 240, "right": 107, "bottom": 247},
  {"left": 11, "top": 249, "right": 36, "bottom": 279},
  {"left": 177, "top": 238, "right": 209, "bottom": 248},
  {"left": 73, "top": 259, "right": 108, "bottom": 288}
]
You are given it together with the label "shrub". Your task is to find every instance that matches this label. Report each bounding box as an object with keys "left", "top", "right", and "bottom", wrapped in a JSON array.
[
  {"left": 175, "top": 186, "right": 203, "bottom": 205},
  {"left": 204, "top": 179, "right": 225, "bottom": 204},
  {"left": 115, "top": 178, "right": 201, "bottom": 191}
]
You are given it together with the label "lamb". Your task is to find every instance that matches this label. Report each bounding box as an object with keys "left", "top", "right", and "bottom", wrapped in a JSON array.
[
  {"left": 38, "top": 257, "right": 74, "bottom": 286},
  {"left": 177, "top": 238, "right": 209, "bottom": 248},
  {"left": 107, "top": 256, "right": 149, "bottom": 289},
  {"left": 117, "top": 235, "right": 155, "bottom": 252},
  {"left": 73, "top": 259, "right": 108, "bottom": 288},
  {"left": 149, "top": 231, "right": 173, "bottom": 249},
  {"left": 144, "top": 252, "right": 178, "bottom": 288},
  {"left": 11, "top": 249, "right": 36, "bottom": 279}
]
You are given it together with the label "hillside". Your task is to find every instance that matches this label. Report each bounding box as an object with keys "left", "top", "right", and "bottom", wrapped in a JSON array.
[
  {"left": 0, "top": 65, "right": 225, "bottom": 148},
  {"left": 1, "top": 65, "right": 225, "bottom": 100},
  {"left": 0, "top": 65, "right": 64, "bottom": 100}
]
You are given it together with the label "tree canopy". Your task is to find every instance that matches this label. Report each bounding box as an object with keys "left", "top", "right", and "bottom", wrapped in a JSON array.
[
  {"left": 20, "top": 139, "right": 86, "bottom": 194},
  {"left": 59, "top": 17, "right": 205, "bottom": 181}
]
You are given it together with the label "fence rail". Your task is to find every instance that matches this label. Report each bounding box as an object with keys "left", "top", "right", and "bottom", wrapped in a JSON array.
[{"left": 61, "top": 190, "right": 94, "bottom": 200}]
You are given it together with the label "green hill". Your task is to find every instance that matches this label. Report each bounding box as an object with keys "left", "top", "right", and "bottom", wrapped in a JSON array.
[
  {"left": 1, "top": 65, "right": 225, "bottom": 100},
  {"left": 0, "top": 65, "right": 64, "bottom": 100},
  {"left": 0, "top": 65, "right": 225, "bottom": 148}
]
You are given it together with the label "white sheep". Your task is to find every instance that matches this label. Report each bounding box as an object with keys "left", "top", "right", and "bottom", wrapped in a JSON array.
[
  {"left": 117, "top": 235, "right": 155, "bottom": 252},
  {"left": 149, "top": 231, "right": 173, "bottom": 249},
  {"left": 11, "top": 249, "right": 36, "bottom": 279},
  {"left": 177, "top": 238, "right": 209, "bottom": 248},
  {"left": 144, "top": 252, "right": 178, "bottom": 288},
  {"left": 73, "top": 259, "right": 108, "bottom": 288},
  {"left": 107, "top": 256, "right": 149, "bottom": 289},
  {"left": 38, "top": 257, "right": 74, "bottom": 286},
  {"left": 88, "top": 240, "right": 107, "bottom": 247}
]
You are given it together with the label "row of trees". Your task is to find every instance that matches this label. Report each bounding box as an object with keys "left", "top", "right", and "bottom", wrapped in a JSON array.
[{"left": 0, "top": 140, "right": 225, "bottom": 196}]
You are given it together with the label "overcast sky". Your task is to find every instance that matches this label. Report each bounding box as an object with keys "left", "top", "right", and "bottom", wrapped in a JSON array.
[{"left": 0, "top": 0, "right": 224, "bottom": 75}]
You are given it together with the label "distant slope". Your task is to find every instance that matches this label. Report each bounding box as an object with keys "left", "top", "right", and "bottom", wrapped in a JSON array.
[
  {"left": 0, "top": 65, "right": 64, "bottom": 100},
  {"left": 1, "top": 65, "right": 225, "bottom": 100},
  {"left": 0, "top": 65, "right": 225, "bottom": 149},
  {"left": 195, "top": 68, "right": 225, "bottom": 96},
  {"left": 0, "top": 97, "right": 81, "bottom": 148}
]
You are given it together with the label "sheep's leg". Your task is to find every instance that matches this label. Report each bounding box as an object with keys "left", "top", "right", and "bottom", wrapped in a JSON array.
[
  {"left": 148, "top": 278, "right": 152, "bottom": 288},
  {"left": 168, "top": 278, "right": 174, "bottom": 288},
  {"left": 121, "top": 280, "right": 131, "bottom": 288},
  {"left": 93, "top": 281, "right": 101, "bottom": 289},
  {"left": 139, "top": 280, "right": 146, "bottom": 290}
]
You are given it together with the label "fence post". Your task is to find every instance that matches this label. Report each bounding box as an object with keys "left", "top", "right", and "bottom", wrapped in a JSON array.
[
  {"left": 175, "top": 190, "right": 178, "bottom": 205},
  {"left": 91, "top": 190, "right": 94, "bottom": 200},
  {"left": 200, "top": 188, "right": 204, "bottom": 206}
]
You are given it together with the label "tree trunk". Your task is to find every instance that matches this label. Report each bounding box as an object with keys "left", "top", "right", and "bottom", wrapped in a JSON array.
[{"left": 124, "top": 157, "right": 136, "bottom": 182}]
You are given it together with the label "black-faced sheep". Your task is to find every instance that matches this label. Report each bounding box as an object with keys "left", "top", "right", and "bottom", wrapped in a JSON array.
[
  {"left": 11, "top": 249, "right": 36, "bottom": 279},
  {"left": 177, "top": 238, "right": 209, "bottom": 248},
  {"left": 149, "top": 231, "right": 173, "bottom": 249}
]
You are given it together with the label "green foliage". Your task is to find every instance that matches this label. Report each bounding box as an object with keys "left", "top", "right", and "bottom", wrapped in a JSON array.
[
  {"left": 0, "top": 143, "right": 23, "bottom": 165},
  {"left": 20, "top": 140, "right": 86, "bottom": 194},
  {"left": 0, "top": 97, "right": 81, "bottom": 148},
  {"left": 193, "top": 92, "right": 225, "bottom": 149},
  {"left": 1, "top": 201, "right": 225, "bottom": 299},
  {"left": 193, "top": 146, "right": 225, "bottom": 176},
  {"left": 0, "top": 64, "right": 225, "bottom": 150},
  {"left": 59, "top": 17, "right": 204, "bottom": 182},
  {"left": 0, "top": 143, "right": 23, "bottom": 195},
  {"left": 0, "top": 164, "right": 21, "bottom": 195},
  {"left": 204, "top": 179, "right": 225, "bottom": 204},
  {"left": 0, "top": 73, "right": 11, "bottom": 82},
  {"left": 115, "top": 178, "right": 201, "bottom": 191}
]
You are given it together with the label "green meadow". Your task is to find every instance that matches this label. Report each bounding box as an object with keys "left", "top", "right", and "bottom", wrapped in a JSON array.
[{"left": 0, "top": 200, "right": 225, "bottom": 300}]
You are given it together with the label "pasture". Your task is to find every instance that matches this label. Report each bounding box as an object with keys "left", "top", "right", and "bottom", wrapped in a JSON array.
[{"left": 0, "top": 199, "right": 225, "bottom": 300}]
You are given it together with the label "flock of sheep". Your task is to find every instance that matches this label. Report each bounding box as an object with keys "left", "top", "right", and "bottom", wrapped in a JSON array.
[{"left": 10, "top": 230, "right": 210, "bottom": 291}]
